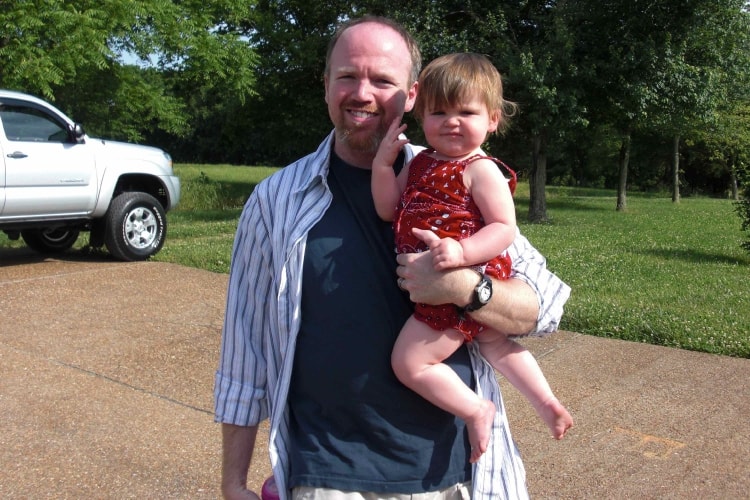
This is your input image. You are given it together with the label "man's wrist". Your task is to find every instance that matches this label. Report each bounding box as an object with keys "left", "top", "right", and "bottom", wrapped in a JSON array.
[
  {"left": 457, "top": 268, "right": 492, "bottom": 312},
  {"left": 453, "top": 268, "right": 478, "bottom": 308}
]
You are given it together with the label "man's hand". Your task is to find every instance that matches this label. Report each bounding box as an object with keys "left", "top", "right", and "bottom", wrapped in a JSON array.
[
  {"left": 397, "top": 227, "right": 539, "bottom": 335},
  {"left": 396, "top": 228, "right": 473, "bottom": 306},
  {"left": 223, "top": 485, "right": 260, "bottom": 500}
]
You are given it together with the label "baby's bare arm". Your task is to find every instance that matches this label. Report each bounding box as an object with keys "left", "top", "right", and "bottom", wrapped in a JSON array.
[{"left": 371, "top": 118, "right": 409, "bottom": 221}]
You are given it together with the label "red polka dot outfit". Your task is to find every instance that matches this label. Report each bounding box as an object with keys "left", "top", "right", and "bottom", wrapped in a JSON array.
[{"left": 394, "top": 150, "right": 517, "bottom": 341}]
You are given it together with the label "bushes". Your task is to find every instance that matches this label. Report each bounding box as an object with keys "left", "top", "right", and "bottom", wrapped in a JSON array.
[
  {"left": 178, "top": 171, "right": 223, "bottom": 211},
  {"left": 736, "top": 164, "right": 750, "bottom": 252}
]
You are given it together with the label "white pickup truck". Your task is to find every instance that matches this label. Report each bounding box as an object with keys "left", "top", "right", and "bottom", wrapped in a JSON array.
[{"left": 0, "top": 90, "right": 180, "bottom": 261}]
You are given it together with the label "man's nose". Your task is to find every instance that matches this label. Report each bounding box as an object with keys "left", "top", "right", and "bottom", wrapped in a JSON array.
[{"left": 352, "top": 79, "right": 374, "bottom": 100}]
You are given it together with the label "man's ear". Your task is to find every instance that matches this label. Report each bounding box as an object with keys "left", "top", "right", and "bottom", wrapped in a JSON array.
[{"left": 404, "top": 81, "right": 419, "bottom": 112}]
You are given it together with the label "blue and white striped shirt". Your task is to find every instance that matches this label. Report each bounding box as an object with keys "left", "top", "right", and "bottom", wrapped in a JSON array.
[{"left": 214, "top": 132, "right": 571, "bottom": 499}]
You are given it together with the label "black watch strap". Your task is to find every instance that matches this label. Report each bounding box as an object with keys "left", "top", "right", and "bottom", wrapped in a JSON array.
[{"left": 458, "top": 271, "right": 492, "bottom": 317}]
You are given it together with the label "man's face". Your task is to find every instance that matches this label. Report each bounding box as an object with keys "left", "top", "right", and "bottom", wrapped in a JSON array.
[{"left": 324, "top": 22, "right": 417, "bottom": 168}]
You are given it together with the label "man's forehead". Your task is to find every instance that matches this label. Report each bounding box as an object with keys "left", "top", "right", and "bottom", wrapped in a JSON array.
[
  {"left": 338, "top": 22, "right": 408, "bottom": 55},
  {"left": 331, "top": 30, "right": 411, "bottom": 77}
]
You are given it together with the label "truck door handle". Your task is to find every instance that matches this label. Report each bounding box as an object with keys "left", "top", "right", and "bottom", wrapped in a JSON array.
[{"left": 7, "top": 151, "right": 28, "bottom": 159}]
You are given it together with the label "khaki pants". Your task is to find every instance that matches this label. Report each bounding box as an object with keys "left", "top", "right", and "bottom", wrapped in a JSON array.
[{"left": 292, "top": 482, "right": 471, "bottom": 500}]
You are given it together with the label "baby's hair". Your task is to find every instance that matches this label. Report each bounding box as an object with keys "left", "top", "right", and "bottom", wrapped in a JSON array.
[{"left": 414, "top": 53, "right": 517, "bottom": 134}]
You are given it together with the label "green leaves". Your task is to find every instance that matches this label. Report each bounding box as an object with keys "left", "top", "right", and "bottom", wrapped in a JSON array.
[
  {"left": 2, "top": 0, "right": 747, "bottom": 211},
  {"left": 0, "top": 1, "right": 111, "bottom": 98},
  {"left": 0, "top": 0, "right": 259, "bottom": 143}
]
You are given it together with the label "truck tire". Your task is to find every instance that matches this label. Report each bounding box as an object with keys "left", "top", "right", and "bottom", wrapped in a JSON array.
[
  {"left": 104, "top": 192, "right": 167, "bottom": 261},
  {"left": 21, "top": 228, "right": 80, "bottom": 254}
]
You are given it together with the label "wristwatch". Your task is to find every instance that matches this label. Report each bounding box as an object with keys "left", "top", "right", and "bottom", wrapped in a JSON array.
[{"left": 462, "top": 271, "right": 493, "bottom": 313}]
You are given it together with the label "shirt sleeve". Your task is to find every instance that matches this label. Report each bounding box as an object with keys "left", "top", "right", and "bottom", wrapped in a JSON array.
[
  {"left": 507, "top": 229, "right": 571, "bottom": 336},
  {"left": 214, "top": 191, "right": 273, "bottom": 426}
]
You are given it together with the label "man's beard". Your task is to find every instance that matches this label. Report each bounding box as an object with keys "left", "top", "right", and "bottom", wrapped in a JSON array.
[{"left": 335, "top": 123, "right": 386, "bottom": 154}]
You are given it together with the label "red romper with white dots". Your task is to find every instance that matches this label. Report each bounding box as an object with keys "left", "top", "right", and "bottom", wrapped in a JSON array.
[{"left": 394, "top": 150, "right": 517, "bottom": 341}]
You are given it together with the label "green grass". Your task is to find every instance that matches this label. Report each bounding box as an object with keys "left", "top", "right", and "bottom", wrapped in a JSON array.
[
  {"left": 150, "top": 164, "right": 278, "bottom": 273},
  {"left": 514, "top": 185, "right": 750, "bottom": 358},
  {"left": 2, "top": 164, "right": 748, "bottom": 357}
]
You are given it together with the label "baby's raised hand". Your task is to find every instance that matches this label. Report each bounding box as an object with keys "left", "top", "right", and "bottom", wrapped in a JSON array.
[{"left": 373, "top": 118, "right": 409, "bottom": 170}]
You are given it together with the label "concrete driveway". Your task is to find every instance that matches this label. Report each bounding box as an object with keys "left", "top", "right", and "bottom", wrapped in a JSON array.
[{"left": 1, "top": 250, "right": 748, "bottom": 498}]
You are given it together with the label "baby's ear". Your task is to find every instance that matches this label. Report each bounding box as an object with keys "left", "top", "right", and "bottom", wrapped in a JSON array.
[{"left": 488, "top": 110, "right": 501, "bottom": 133}]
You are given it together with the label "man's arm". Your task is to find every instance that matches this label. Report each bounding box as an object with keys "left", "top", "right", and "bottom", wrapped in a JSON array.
[
  {"left": 452, "top": 267, "right": 539, "bottom": 335},
  {"left": 221, "top": 423, "right": 261, "bottom": 500},
  {"left": 396, "top": 250, "right": 538, "bottom": 335}
]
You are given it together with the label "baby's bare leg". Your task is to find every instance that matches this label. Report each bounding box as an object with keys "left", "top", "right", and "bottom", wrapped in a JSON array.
[
  {"left": 392, "top": 315, "right": 495, "bottom": 462},
  {"left": 477, "top": 330, "right": 573, "bottom": 439}
]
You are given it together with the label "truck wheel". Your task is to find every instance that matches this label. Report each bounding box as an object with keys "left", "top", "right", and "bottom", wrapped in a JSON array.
[
  {"left": 21, "top": 228, "right": 80, "bottom": 254},
  {"left": 104, "top": 192, "right": 167, "bottom": 261}
]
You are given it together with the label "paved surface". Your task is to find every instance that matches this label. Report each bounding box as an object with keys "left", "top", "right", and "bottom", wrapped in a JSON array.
[{"left": 0, "top": 250, "right": 748, "bottom": 499}]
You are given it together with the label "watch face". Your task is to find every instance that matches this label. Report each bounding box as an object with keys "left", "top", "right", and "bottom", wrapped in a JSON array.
[{"left": 478, "top": 282, "right": 491, "bottom": 303}]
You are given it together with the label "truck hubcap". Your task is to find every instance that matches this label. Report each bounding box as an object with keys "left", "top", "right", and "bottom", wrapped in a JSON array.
[{"left": 124, "top": 207, "right": 157, "bottom": 249}]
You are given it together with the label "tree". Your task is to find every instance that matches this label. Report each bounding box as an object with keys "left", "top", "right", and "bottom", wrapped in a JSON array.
[
  {"left": 736, "top": 154, "right": 750, "bottom": 252},
  {"left": 570, "top": 1, "right": 657, "bottom": 210},
  {"left": 644, "top": 1, "right": 750, "bottom": 203},
  {"left": 363, "top": 1, "right": 586, "bottom": 223},
  {"left": 495, "top": 1, "right": 586, "bottom": 223},
  {"left": 0, "top": 0, "right": 258, "bottom": 143},
  {"left": 1, "top": 1, "right": 111, "bottom": 99},
  {"left": 570, "top": 2, "right": 694, "bottom": 209},
  {"left": 200, "top": 0, "right": 361, "bottom": 165}
]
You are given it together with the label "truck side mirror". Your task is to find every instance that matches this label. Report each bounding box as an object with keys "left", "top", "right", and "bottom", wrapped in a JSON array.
[{"left": 72, "top": 123, "right": 85, "bottom": 143}]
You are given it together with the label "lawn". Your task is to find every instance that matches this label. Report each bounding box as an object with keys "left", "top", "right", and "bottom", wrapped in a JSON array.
[
  {"left": 516, "top": 185, "right": 749, "bottom": 358},
  {"left": 3, "top": 163, "right": 748, "bottom": 358}
]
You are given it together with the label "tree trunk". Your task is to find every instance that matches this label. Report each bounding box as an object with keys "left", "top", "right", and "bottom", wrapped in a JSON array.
[
  {"left": 528, "top": 133, "right": 548, "bottom": 223},
  {"left": 672, "top": 134, "right": 681, "bottom": 203},
  {"left": 730, "top": 158, "right": 739, "bottom": 200},
  {"left": 616, "top": 131, "right": 631, "bottom": 211}
]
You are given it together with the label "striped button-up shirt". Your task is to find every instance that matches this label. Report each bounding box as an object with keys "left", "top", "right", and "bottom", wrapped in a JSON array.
[{"left": 214, "top": 132, "right": 571, "bottom": 499}]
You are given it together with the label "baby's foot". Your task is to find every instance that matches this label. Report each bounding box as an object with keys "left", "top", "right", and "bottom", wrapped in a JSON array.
[
  {"left": 465, "top": 399, "right": 496, "bottom": 463},
  {"left": 536, "top": 397, "right": 574, "bottom": 439}
]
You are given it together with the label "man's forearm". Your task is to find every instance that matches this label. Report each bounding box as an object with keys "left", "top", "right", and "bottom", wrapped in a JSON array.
[
  {"left": 221, "top": 423, "right": 259, "bottom": 498},
  {"left": 466, "top": 274, "right": 538, "bottom": 336},
  {"left": 396, "top": 251, "right": 539, "bottom": 336}
]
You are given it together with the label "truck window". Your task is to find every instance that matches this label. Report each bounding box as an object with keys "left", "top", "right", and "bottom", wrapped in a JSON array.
[{"left": 0, "top": 105, "right": 69, "bottom": 143}]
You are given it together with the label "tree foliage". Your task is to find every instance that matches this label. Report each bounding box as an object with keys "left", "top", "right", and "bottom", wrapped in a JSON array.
[
  {"left": 0, "top": 0, "right": 258, "bottom": 142},
  {"left": 2, "top": 1, "right": 750, "bottom": 242},
  {"left": 737, "top": 157, "right": 750, "bottom": 251}
]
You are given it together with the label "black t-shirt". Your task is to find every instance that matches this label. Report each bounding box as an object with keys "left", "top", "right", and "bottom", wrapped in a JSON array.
[{"left": 288, "top": 151, "right": 473, "bottom": 494}]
